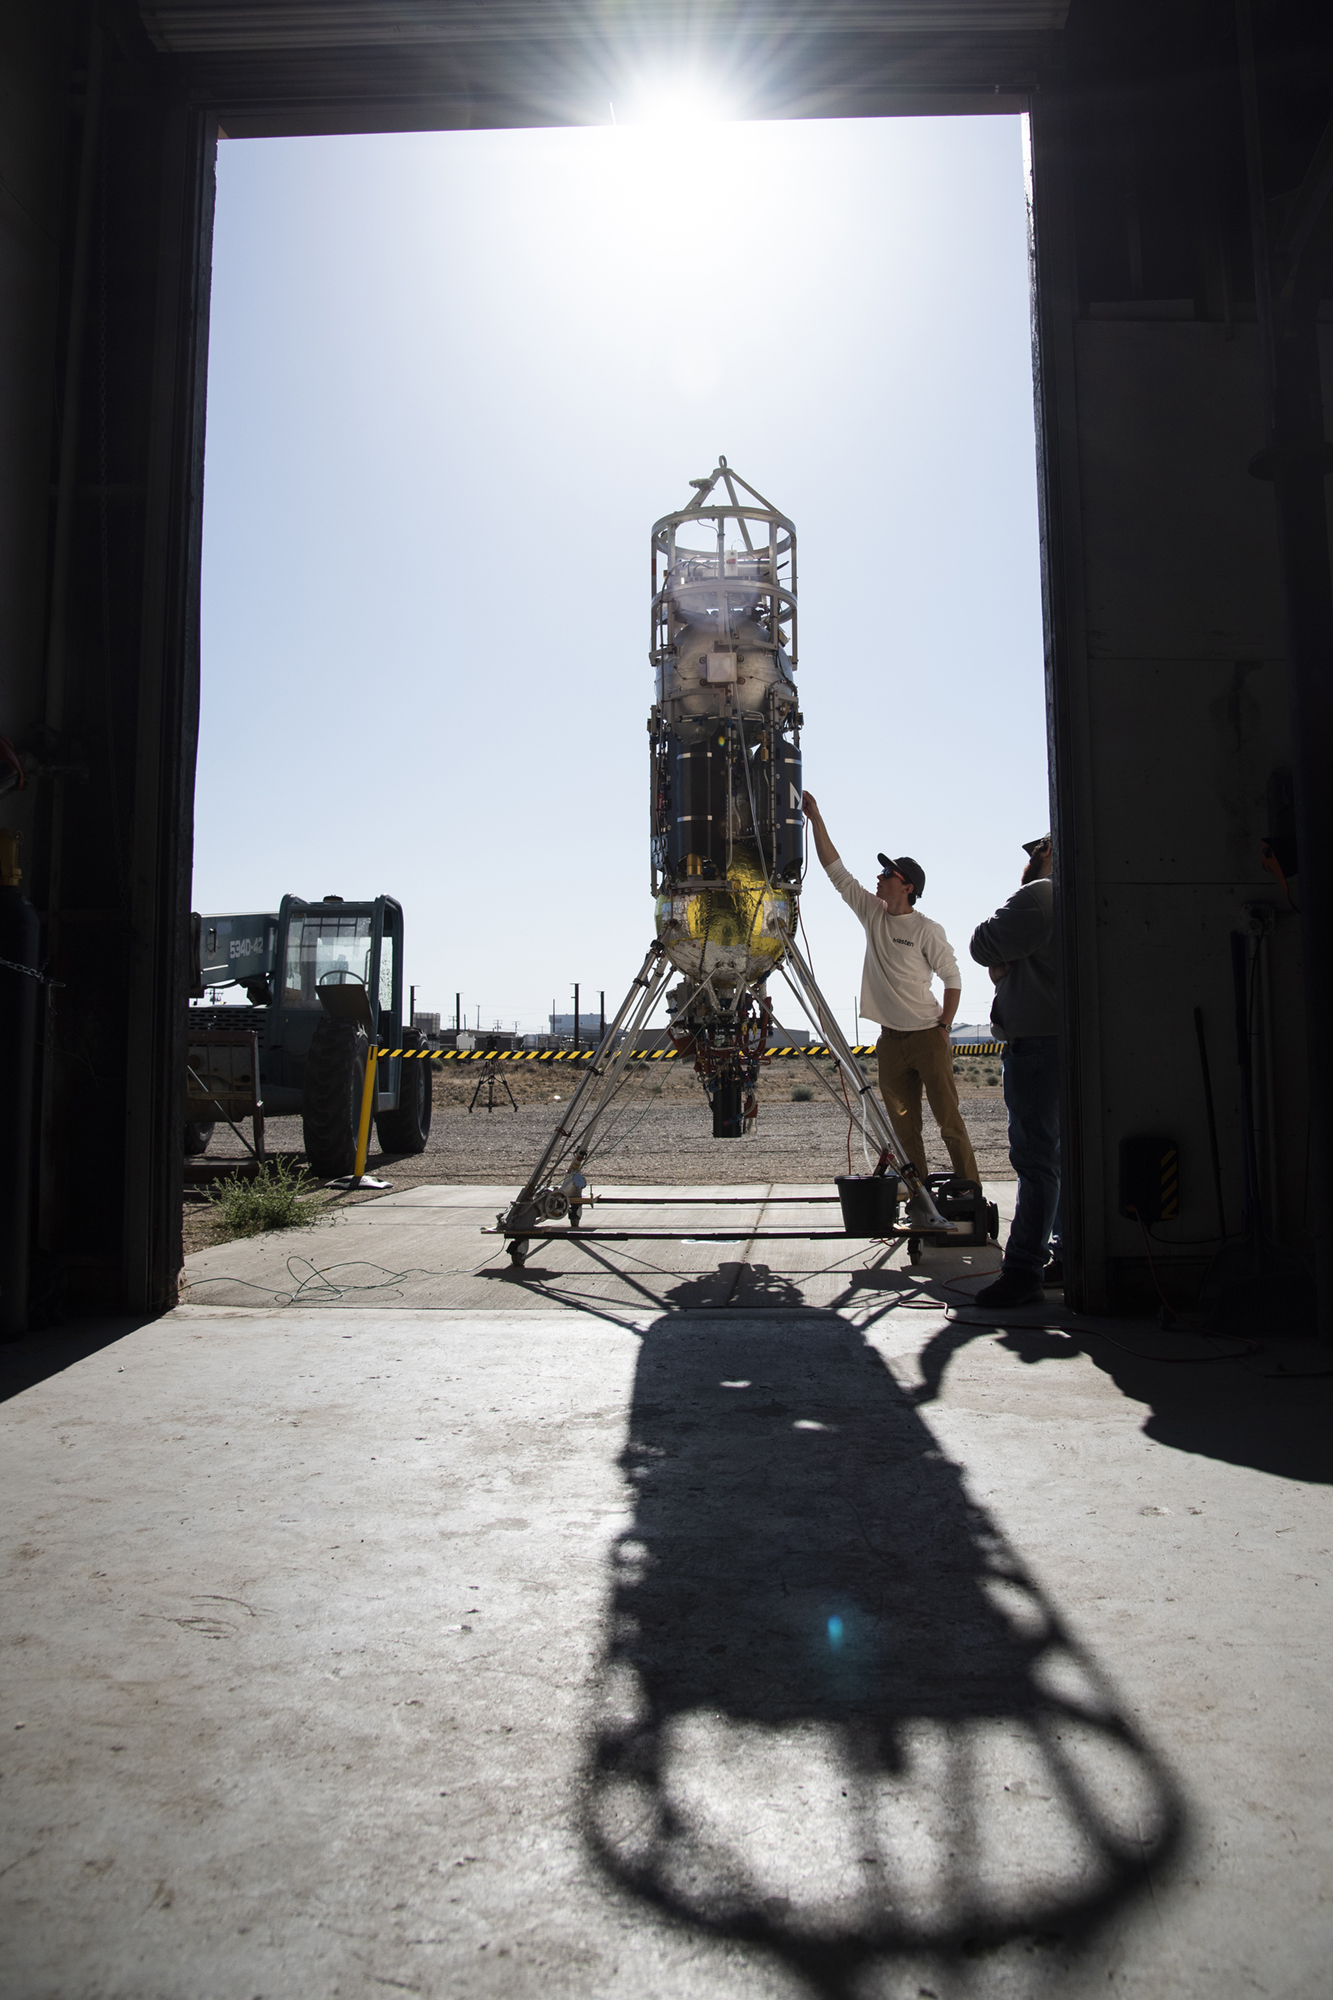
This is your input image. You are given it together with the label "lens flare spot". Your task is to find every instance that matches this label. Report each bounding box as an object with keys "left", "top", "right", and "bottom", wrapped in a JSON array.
[{"left": 827, "top": 1616, "right": 844, "bottom": 1650}]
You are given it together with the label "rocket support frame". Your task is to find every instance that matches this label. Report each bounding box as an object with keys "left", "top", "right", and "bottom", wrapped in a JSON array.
[{"left": 489, "top": 930, "right": 977, "bottom": 1265}]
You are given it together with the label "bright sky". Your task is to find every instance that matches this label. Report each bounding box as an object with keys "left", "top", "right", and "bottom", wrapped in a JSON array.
[{"left": 198, "top": 112, "right": 1046, "bottom": 1040}]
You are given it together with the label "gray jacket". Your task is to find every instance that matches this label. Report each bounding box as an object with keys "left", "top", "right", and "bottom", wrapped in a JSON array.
[{"left": 969, "top": 878, "right": 1057, "bottom": 1039}]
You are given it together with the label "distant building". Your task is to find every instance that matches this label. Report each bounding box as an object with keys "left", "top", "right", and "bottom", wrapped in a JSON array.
[
  {"left": 412, "top": 1011, "right": 441, "bottom": 1037},
  {"left": 549, "top": 1010, "right": 606, "bottom": 1039}
]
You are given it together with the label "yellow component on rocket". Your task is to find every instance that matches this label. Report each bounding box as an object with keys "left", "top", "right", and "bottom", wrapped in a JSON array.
[{"left": 654, "top": 846, "right": 795, "bottom": 984}]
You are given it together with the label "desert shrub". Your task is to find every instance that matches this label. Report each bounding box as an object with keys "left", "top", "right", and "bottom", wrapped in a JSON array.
[
  {"left": 791, "top": 1084, "right": 815, "bottom": 1102},
  {"left": 207, "top": 1156, "right": 320, "bottom": 1237}
]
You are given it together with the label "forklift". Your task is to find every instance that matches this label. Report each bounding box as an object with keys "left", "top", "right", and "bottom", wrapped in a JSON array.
[{"left": 187, "top": 894, "right": 432, "bottom": 1176}]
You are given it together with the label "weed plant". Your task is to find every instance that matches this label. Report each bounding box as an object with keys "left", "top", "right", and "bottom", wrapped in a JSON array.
[
  {"left": 790, "top": 1085, "right": 815, "bottom": 1102},
  {"left": 207, "top": 1156, "right": 320, "bottom": 1237}
]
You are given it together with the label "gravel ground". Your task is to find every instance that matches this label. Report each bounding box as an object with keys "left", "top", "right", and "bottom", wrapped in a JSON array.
[{"left": 183, "top": 1056, "right": 1012, "bottom": 1255}]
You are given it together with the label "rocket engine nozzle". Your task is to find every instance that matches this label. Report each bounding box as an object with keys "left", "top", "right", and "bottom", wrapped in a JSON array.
[{"left": 668, "top": 984, "right": 772, "bottom": 1139}]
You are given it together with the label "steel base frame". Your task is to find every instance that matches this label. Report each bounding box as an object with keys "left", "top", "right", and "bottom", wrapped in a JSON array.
[{"left": 488, "top": 930, "right": 981, "bottom": 1268}]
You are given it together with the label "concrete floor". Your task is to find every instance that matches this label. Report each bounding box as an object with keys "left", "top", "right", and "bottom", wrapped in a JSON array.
[
  {"left": 180, "top": 1182, "right": 1016, "bottom": 1314},
  {"left": 3, "top": 1184, "right": 1331, "bottom": 1999}
]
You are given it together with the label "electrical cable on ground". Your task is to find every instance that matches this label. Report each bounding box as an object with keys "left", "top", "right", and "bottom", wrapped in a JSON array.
[
  {"left": 1127, "top": 1204, "right": 1257, "bottom": 1344},
  {"left": 183, "top": 1258, "right": 432, "bottom": 1305},
  {"left": 1128, "top": 1205, "right": 1180, "bottom": 1318}
]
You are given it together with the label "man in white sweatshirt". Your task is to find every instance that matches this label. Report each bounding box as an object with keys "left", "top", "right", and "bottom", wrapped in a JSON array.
[{"left": 803, "top": 792, "right": 979, "bottom": 1187}]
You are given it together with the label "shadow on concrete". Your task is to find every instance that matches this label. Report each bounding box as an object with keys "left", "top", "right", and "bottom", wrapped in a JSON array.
[
  {"left": 917, "top": 1319, "right": 1333, "bottom": 1486},
  {"left": 665, "top": 1263, "right": 811, "bottom": 1312},
  {"left": 913, "top": 1320, "right": 1085, "bottom": 1408},
  {"left": 483, "top": 1253, "right": 822, "bottom": 1314},
  {"left": 0, "top": 1316, "right": 161, "bottom": 1404},
  {"left": 583, "top": 1309, "right": 1185, "bottom": 1999}
]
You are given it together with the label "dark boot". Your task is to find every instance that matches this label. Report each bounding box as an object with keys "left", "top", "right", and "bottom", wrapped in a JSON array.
[{"left": 973, "top": 1270, "right": 1045, "bottom": 1307}]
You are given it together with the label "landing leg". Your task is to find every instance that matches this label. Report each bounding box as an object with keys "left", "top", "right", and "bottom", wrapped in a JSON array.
[{"left": 498, "top": 941, "right": 672, "bottom": 1234}]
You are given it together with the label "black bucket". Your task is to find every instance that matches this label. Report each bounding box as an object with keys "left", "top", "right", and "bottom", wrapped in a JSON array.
[{"left": 835, "top": 1173, "right": 900, "bottom": 1236}]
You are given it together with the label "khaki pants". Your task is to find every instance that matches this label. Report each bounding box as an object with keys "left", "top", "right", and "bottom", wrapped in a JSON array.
[{"left": 876, "top": 1027, "right": 979, "bottom": 1185}]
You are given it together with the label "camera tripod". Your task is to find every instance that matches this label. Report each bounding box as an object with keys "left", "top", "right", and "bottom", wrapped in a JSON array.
[{"left": 468, "top": 1040, "right": 518, "bottom": 1114}]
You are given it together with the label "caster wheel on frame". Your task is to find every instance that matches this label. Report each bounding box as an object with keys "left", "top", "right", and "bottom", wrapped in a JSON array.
[
  {"left": 508, "top": 1237, "right": 531, "bottom": 1267},
  {"left": 907, "top": 1235, "right": 923, "bottom": 1266}
]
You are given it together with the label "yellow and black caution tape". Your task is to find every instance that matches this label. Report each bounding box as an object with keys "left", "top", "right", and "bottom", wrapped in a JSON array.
[{"left": 379, "top": 1039, "right": 1005, "bottom": 1063}]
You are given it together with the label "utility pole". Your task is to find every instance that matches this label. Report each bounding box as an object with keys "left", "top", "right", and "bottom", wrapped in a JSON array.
[
  {"left": 600, "top": 989, "right": 605, "bottom": 1044},
  {"left": 455, "top": 993, "right": 460, "bottom": 1034},
  {"left": 409, "top": 984, "right": 415, "bottom": 1029},
  {"left": 573, "top": 982, "right": 580, "bottom": 1050}
]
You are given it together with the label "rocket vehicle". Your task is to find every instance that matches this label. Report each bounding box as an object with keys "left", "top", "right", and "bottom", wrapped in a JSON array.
[
  {"left": 649, "top": 458, "right": 802, "bottom": 1135},
  {"left": 493, "top": 459, "right": 987, "bottom": 1264}
]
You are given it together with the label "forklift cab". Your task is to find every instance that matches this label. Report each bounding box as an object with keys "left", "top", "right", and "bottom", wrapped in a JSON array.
[{"left": 270, "top": 894, "right": 406, "bottom": 1114}]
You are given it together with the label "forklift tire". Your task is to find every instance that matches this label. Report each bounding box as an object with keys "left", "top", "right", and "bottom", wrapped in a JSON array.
[
  {"left": 375, "top": 1036, "right": 433, "bottom": 1155},
  {"left": 184, "top": 1121, "right": 214, "bottom": 1156},
  {"left": 302, "top": 1018, "right": 369, "bottom": 1178}
]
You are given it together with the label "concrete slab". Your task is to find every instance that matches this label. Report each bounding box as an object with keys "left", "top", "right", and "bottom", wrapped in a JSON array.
[
  {"left": 2, "top": 1280, "right": 1331, "bottom": 1999},
  {"left": 181, "top": 1181, "right": 1020, "bottom": 1316}
]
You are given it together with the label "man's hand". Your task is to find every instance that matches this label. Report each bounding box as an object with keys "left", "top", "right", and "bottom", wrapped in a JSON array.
[
  {"left": 939, "top": 986, "right": 961, "bottom": 1041},
  {"left": 801, "top": 791, "right": 839, "bottom": 870}
]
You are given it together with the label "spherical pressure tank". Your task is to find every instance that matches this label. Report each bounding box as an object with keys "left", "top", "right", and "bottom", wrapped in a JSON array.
[{"left": 648, "top": 459, "right": 802, "bottom": 994}]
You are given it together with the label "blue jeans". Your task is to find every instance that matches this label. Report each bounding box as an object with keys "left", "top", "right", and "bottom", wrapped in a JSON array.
[{"left": 1002, "top": 1035, "right": 1062, "bottom": 1277}]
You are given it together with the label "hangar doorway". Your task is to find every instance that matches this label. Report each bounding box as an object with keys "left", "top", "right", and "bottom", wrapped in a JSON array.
[{"left": 192, "top": 115, "right": 1048, "bottom": 1189}]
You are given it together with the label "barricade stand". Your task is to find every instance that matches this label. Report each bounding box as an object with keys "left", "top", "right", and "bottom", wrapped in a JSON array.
[{"left": 325, "top": 1044, "right": 393, "bottom": 1191}]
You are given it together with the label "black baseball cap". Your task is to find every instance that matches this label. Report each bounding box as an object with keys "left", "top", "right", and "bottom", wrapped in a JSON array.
[
  {"left": 1022, "top": 833, "right": 1052, "bottom": 856},
  {"left": 877, "top": 853, "right": 926, "bottom": 899}
]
